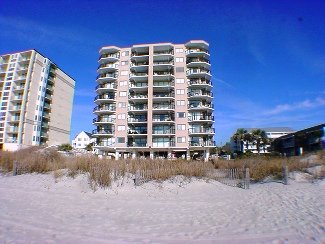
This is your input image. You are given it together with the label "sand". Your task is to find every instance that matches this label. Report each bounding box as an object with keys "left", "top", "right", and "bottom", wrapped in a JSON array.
[{"left": 0, "top": 173, "right": 324, "bottom": 243}]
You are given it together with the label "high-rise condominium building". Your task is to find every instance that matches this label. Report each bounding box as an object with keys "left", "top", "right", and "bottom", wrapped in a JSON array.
[
  {"left": 0, "top": 50, "right": 75, "bottom": 151},
  {"left": 93, "top": 40, "right": 214, "bottom": 160}
]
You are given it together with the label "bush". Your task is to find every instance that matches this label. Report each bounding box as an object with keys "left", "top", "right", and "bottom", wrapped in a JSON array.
[{"left": 58, "top": 144, "right": 72, "bottom": 152}]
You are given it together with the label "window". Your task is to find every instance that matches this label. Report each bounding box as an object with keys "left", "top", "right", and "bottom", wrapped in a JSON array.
[
  {"left": 121, "top": 61, "right": 128, "bottom": 66},
  {"left": 176, "top": 100, "right": 185, "bottom": 106},
  {"left": 177, "top": 112, "right": 186, "bottom": 118},
  {"left": 177, "top": 137, "right": 186, "bottom": 143},
  {"left": 175, "top": 57, "right": 184, "bottom": 62},
  {"left": 176, "top": 67, "right": 184, "bottom": 72},
  {"left": 176, "top": 89, "right": 185, "bottom": 95},
  {"left": 122, "top": 51, "right": 129, "bottom": 56},
  {"left": 177, "top": 124, "right": 186, "bottom": 130},
  {"left": 175, "top": 48, "right": 183, "bottom": 53},
  {"left": 78, "top": 138, "right": 82, "bottom": 141},
  {"left": 120, "top": 81, "right": 127, "bottom": 86},
  {"left": 119, "top": 91, "right": 127, "bottom": 97},
  {"left": 84, "top": 138, "right": 88, "bottom": 141},
  {"left": 118, "top": 113, "right": 126, "bottom": 120},
  {"left": 120, "top": 71, "right": 128, "bottom": 76},
  {"left": 118, "top": 102, "right": 126, "bottom": 108},
  {"left": 118, "top": 125, "right": 125, "bottom": 131},
  {"left": 117, "top": 137, "right": 125, "bottom": 143},
  {"left": 176, "top": 78, "right": 185, "bottom": 84}
]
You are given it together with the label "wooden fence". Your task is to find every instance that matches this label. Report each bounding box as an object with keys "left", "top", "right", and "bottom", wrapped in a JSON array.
[{"left": 134, "top": 168, "right": 250, "bottom": 189}]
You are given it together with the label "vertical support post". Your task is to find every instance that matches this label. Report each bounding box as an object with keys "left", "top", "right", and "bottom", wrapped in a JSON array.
[
  {"left": 115, "top": 151, "right": 119, "bottom": 160},
  {"left": 134, "top": 170, "right": 140, "bottom": 186},
  {"left": 204, "top": 149, "right": 210, "bottom": 162},
  {"left": 186, "top": 149, "right": 191, "bottom": 161},
  {"left": 13, "top": 160, "right": 18, "bottom": 176},
  {"left": 245, "top": 168, "right": 250, "bottom": 189},
  {"left": 283, "top": 165, "right": 289, "bottom": 185},
  {"left": 132, "top": 150, "right": 136, "bottom": 159}
]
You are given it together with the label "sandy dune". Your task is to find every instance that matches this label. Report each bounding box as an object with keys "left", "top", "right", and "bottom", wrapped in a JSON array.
[{"left": 0, "top": 173, "right": 324, "bottom": 243}]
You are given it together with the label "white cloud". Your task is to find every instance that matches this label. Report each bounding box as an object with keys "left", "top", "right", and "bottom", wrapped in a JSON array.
[{"left": 264, "top": 97, "right": 325, "bottom": 115}]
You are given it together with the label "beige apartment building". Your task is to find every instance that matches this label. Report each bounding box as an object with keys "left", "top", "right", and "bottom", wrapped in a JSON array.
[
  {"left": 0, "top": 50, "right": 75, "bottom": 151},
  {"left": 93, "top": 40, "right": 215, "bottom": 160}
]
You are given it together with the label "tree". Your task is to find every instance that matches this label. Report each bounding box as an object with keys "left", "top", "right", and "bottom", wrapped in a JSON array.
[
  {"left": 251, "top": 129, "right": 268, "bottom": 154},
  {"left": 57, "top": 143, "right": 72, "bottom": 152},
  {"left": 243, "top": 132, "right": 253, "bottom": 152},
  {"left": 231, "top": 128, "right": 247, "bottom": 152},
  {"left": 85, "top": 143, "right": 93, "bottom": 151}
]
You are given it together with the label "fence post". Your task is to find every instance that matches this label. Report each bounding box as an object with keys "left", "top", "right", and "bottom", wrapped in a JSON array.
[
  {"left": 13, "top": 160, "right": 18, "bottom": 176},
  {"left": 134, "top": 170, "right": 140, "bottom": 186},
  {"left": 283, "top": 165, "right": 289, "bottom": 185},
  {"left": 245, "top": 168, "right": 250, "bottom": 189}
]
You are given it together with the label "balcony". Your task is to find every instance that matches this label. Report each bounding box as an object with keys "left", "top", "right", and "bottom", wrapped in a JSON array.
[
  {"left": 128, "top": 104, "right": 148, "bottom": 112},
  {"left": 128, "top": 129, "right": 147, "bottom": 135},
  {"left": 152, "top": 116, "right": 174, "bottom": 123},
  {"left": 153, "top": 92, "right": 174, "bottom": 101},
  {"left": 93, "top": 117, "right": 116, "bottom": 124},
  {"left": 186, "top": 69, "right": 211, "bottom": 79},
  {"left": 13, "top": 85, "right": 25, "bottom": 91},
  {"left": 43, "top": 112, "right": 50, "bottom": 120},
  {"left": 97, "top": 63, "right": 119, "bottom": 73},
  {"left": 8, "top": 106, "right": 22, "bottom": 112},
  {"left": 9, "top": 117, "right": 20, "bottom": 123},
  {"left": 40, "top": 132, "right": 48, "bottom": 138},
  {"left": 128, "top": 93, "right": 148, "bottom": 102},
  {"left": 94, "top": 94, "right": 115, "bottom": 104},
  {"left": 95, "top": 83, "right": 117, "bottom": 93},
  {"left": 44, "top": 94, "right": 52, "bottom": 101},
  {"left": 153, "top": 81, "right": 174, "bottom": 91},
  {"left": 188, "top": 79, "right": 212, "bottom": 87},
  {"left": 92, "top": 129, "right": 115, "bottom": 136},
  {"left": 129, "top": 82, "right": 148, "bottom": 91},
  {"left": 5, "top": 138, "right": 18, "bottom": 143},
  {"left": 185, "top": 48, "right": 210, "bottom": 59},
  {"left": 127, "top": 142, "right": 147, "bottom": 147},
  {"left": 96, "top": 73, "right": 118, "bottom": 83},
  {"left": 98, "top": 53, "right": 120, "bottom": 64},
  {"left": 188, "top": 115, "right": 214, "bottom": 122},
  {"left": 188, "top": 103, "right": 213, "bottom": 110},
  {"left": 188, "top": 90, "right": 213, "bottom": 99},
  {"left": 189, "top": 140, "right": 215, "bottom": 147},
  {"left": 7, "top": 127, "right": 19, "bottom": 133},
  {"left": 47, "top": 77, "right": 55, "bottom": 84},
  {"left": 93, "top": 105, "right": 116, "bottom": 114},
  {"left": 43, "top": 103, "right": 51, "bottom": 111},
  {"left": 128, "top": 117, "right": 147, "bottom": 123},
  {"left": 12, "top": 96, "right": 23, "bottom": 102},
  {"left": 189, "top": 128, "right": 215, "bottom": 135},
  {"left": 15, "top": 75, "right": 27, "bottom": 81},
  {"left": 152, "top": 103, "right": 175, "bottom": 110},
  {"left": 46, "top": 85, "right": 54, "bottom": 93},
  {"left": 152, "top": 129, "right": 175, "bottom": 135},
  {"left": 153, "top": 71, "right": 174, "bottom": 77},
  {"left": 131, "top": 52, "right": 149, "bottom": 57}
]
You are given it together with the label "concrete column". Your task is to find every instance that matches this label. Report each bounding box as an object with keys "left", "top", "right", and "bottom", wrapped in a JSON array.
[
  {"left": 115, "top": 151, "right": 119, "bottom": 160},
  {"left": 186, "top": 149, "right": 191, "bottom": 160},
  {"left": 132, "top": 150, "right": 136, "bottom": 159},
  {"left": 150, "top": 150, "right": 154, "bottom": 159},
  {"left": 205, "top": 149, "right": 210, "bottom": 162}
]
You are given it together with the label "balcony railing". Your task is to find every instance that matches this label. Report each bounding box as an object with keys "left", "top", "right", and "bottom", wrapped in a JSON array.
[
  {"left": 14, "top": 86, "right": 25, "bottom": 90},
  {"left": 152, "top": 104, "right": 175, "bottom": 109},
  {"left": 130, "top": 62, "right": 149, "bottom": 66},
  {"left": 129, "top": 83, "right": 148, "bottom": 88},
  {"left": 93, "top": 117, "right": 116, "bottom": 123},
  {"left": 153, "top": 50, "right": 173, "bottom": 55},
  {"left": 93, "top": 106, "right": 116, "bottom": 112},
  {"left": 188, "top": 79, "right": 212, "bottom": 86},
  {"left": 189, "top": 140, "right": 215, "bottom": 147},
  {"left": 153, "top": 81, "right": 174, "bottom": 87},
  {"left": 7, "top": 128, "right": 19, "bottom": 133},
  {"left": 130, "top": 72, "right": 148, "bottom": 77},
  {"left": 96, "top": 73, "right": 118, "bottom": 79},
  {"left": 188, "top": 91, "right": 213, "bottom": 97},
  {"left": 186, "top": 58, "right": 210, "bottom": 64},
  {"left": 128, "top": 117, "right": 147, "bottom": 122},
  {"left": 153, "top": 93, "right": 174, "bottom": 98},
  {"left": 98, "top": 63, "right": 118, "bottom": 69},
  {"left": 188, "top": 103, "right": 214, "bottom": 109},
  {"left": 131, "top": 52, "right": 149, "bottom": 57},
  {"left": 10, "top": 117, "right": 20, "bottom": 122},
  {"left": 99, "top": 53, "right": 120, "bottom": 60},
  {"left": 128, "top": 94, "right": 148, "bottom": 99},
  {"left": 95, "top": 83, "right": 117, "bottom": 90},
  {"left": 153, "top": 61, "right": 174, "bottom": 65},
  {"left": 186, "top": 49, "right": 209, "bottom": 55},
  {"left": 188, "top": 115, "right": 214, "bottom": 121},
  {"left": 128, "top": 130, "right": 147, "bottom": 134},
  {"left": 127, "top": 142, "right": 147, "bottom": 147},
  {"left": 186, "top": 69, "right": 211, "bottom": 75},
  {"left": 94, "top": 94, "right": 115, "bottom": 101},
  {"left": 152, "top": 129, "right": 175, "bottom": 134},
  {"left": 152, "top": 117, "right": 174, "bottom": 122},
  {"left": 153, "top": 71, "right": 174, "bottom": 76},
  {"left": 129, "top": 105, "right": 148, "bottom": 111},
  {"left": 92, "top": 129, "right": 114, "bottom": 135},
  {"left": 189, "top": 128, "right": 215, "bottom": 134}
]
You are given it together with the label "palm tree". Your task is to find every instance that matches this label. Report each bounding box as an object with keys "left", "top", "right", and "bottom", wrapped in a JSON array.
[
  {"left": 251, "top": 129, "right": 268, "bottom": 154},
  {"left": 232, "top": 128, "right": 247, "bottom": 152},
  {"left": 243, "top": 132, "right": 253, "bottom": 152}
]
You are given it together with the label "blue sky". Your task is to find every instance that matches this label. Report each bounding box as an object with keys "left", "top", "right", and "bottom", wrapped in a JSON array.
[{"left": 0, "top": 0, "right": 324, "bottom": 146}]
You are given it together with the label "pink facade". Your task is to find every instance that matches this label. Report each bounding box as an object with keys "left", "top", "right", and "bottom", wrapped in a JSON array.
[{"left": 93, "top": 41, "right": 215, "bottom": 160}]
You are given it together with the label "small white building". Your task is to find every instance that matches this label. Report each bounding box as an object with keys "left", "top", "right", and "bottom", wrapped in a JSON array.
[
  {"left": 72, "top": 131, "right": 96, "bottom": 150},
  {"left": 231, "top": 127, "right": 294, "bottom": 154}
]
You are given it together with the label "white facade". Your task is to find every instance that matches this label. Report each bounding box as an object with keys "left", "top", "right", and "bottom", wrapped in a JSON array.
[
  {"left": 72, "top": 131, "right": 96, "bottom": 149},
  {"left": 0, "top": 50, "right": 75, "bottom": 151}
]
